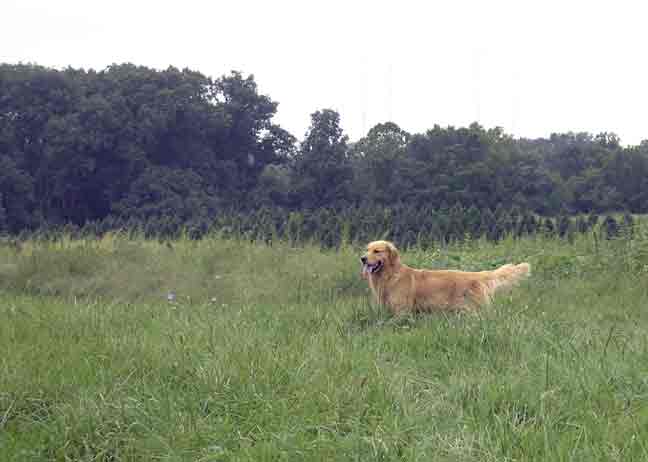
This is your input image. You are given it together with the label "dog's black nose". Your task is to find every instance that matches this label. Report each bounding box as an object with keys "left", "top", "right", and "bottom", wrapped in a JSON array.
[{"left": 360, "top": 256, "right": 367, "bottom": 264}]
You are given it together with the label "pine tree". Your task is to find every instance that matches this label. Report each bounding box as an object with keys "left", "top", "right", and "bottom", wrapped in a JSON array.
[
  {"left": 465, "top": 205, "right": 482, "bottom": 238},
  {"left": 480, "top": 208, "right": 497, "bottom": 241},
  {"left": 519, "top": 211, "right": 535, "bottom": 236},
  {"left": 602, "top": 215, "right": 619, "bottom": 240},
  {"left": 0, "top": 193, "right": 7, "bottom": 235},
  {"left": 621, "top": 212, "right": 635, "bottom": 238},
  {"left": 587, "top": 213, "right": 600, "bottom": 231},
  {"left": 449, "top": 202, "right": 466, "bottom": 240},
  {"left": 495, "top": 210, "right": 513, "bottom": 240},
  {"left": 558, "top": 216, "right": 571, "bottom": 238},
  {"left": 510, "top": 205, "right": 522, "bottom": 236},
  {"left": 576, "top": 216, "right": 588, "bottom": 233},
  {"left": 528, "top": 214, "right": 539, "bottom": 235},
  {"left": 542, "top": 217, "right": 555, "bottom": 236}
]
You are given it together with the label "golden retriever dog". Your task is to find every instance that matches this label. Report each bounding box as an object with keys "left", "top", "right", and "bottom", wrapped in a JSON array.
[{"left": 360, "top": 240, "right": 530, "bottom": 314}]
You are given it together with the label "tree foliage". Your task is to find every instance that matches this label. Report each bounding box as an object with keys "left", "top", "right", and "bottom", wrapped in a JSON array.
[{"left": 1, "top": 63, "right": 648, "bottom": 243}]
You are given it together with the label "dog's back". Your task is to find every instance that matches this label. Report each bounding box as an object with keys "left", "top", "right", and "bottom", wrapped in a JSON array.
[{"left": 406, "top": 262, "right": 531, "bottom": 311}]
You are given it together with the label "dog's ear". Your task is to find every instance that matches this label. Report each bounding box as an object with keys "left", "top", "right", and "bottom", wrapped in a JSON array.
[{"left": 386, "top": 242, "right": 400, "bottom": 265}]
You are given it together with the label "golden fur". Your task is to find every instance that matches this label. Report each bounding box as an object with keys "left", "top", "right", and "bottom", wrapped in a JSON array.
[{"left": 360, "top": 240, "right": 530, "bottom": 314}]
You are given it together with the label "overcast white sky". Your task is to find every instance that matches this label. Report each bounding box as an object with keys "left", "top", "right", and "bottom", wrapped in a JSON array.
[{"left": 3, "top": 0, "right": 647, "bottom": 145}]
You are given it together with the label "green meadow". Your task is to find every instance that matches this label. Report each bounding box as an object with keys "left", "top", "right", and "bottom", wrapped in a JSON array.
[{"left": 1, "top": 228, "right": 648, "bottom": 461}]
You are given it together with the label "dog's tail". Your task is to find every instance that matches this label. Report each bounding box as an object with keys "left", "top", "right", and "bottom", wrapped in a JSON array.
[{"left": 484, "top": 262, "right": 531, "bottom": 297}]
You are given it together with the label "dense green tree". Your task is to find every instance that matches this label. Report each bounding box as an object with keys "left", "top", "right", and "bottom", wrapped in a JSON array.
[
  {"left": 2, "top": 62, "right": 648, "bottom": 239},
  {"left": 479, "top": 208, "right": 497, "bottom": 241},
  {"left": 112, "top": 166, "right": 218, "bottom": 223},
  {"left": 542, "top": 217, "right": 556, "bottom": 236},
  {"left": 465, "top": 205, "right": 482, "bottom": 237},
  {"left": 620, "top": 212, "right": 635, "bottom": 237},
  {"left": 293, "top": 109, "right": 352, "bottom": 208},
  {"left": 558, "top": 215, "right": 571, "bottom": 238},
  {"left": 213, "top": 71, "right": 288, "bottom": 200},
  {"left": 602, "top": 215, "right": 620, "bottom": 239},
  {"left": 0, "top": 193, "right": 7, "bottom": 234},
  {"left": 350, "top": 122, "right": 409, "bottom": 205},
  {"left": 0, "top": 155, "right": 35, "bottom": 231},
  {"left": 587, "top": 213, "right": 600, "bottom": 230}
]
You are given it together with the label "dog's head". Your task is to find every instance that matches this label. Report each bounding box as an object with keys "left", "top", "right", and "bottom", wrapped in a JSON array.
[{"left": 360, "top": 240, "right": 400, "bottom": 279}]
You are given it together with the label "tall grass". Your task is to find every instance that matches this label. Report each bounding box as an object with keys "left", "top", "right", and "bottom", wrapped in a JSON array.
[{"left": 1, "top": 228, "right": 648, "bottom": 461}]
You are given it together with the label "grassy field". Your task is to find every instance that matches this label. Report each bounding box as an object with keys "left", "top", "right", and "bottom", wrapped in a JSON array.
[{"left": 1, "top": 229, "right": 648, "bottom": 461}]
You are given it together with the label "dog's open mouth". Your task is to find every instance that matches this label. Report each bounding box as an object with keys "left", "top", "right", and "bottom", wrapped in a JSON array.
[{"left": 361, "top": 261, "right": 384, "bottom": 278}]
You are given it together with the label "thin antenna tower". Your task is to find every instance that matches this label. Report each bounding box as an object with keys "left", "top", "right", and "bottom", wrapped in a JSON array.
[
  {"left": 472, "top": 49, "right": 482, "bottom": 123},
  {"left": 386, "top": 63, "right": 393, "bottom": 122},
  {"left": 512, "top": 70, "right": 520, "bottom": 136},
  {"left": 361, "top": 57, "right": 368, "bottom": 136}
]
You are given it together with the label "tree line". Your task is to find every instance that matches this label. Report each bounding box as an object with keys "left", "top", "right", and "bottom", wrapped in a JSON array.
[{"left": 1, "top": 63, "right": 647, "bottom": 241}]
